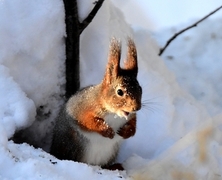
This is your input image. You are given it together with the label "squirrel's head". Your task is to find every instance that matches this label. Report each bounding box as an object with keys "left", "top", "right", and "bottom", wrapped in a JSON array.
[{"left": 101, "top": 38, "right": 142, "bottom": 119}]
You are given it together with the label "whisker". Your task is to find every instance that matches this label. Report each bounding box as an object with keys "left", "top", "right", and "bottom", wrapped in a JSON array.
[
  {"left": 140, "top": 96, "right": 163, "bottom": 115},
  {"left": 139, "top": 106, "right": 157, "bottom": 117},
  {"left": 142, "top": 95, "right": 164, "bottom": 102},
  {"left": 142, "top": 105, "right": 161, "bottom": 114}
]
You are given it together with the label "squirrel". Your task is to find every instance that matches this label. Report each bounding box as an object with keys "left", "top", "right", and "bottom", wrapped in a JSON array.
[{"left": 50, "top": 38, "right": 142, "bottom": 170}]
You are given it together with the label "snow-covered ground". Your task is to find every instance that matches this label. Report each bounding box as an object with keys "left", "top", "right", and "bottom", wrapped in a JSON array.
[{"left": 0, "top": 0, "right": 222, "bottom": 179}]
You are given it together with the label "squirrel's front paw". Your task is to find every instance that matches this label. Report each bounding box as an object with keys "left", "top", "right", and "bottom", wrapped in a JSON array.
[
  {"left": 101, "top": 127, "right": 115, "bottom": 139},
  {"left": 117, "top": 121, "right": 136, "bottom": 139}
]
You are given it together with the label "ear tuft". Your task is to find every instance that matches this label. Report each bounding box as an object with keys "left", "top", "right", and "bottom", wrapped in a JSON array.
[
  {"left": 110, "top": 37, "right": 121, "bottom": 59},
  {"left": 102, "top": 38, "right": 121, "bottom": 85},
  {"left": 124, "top": 37, "right": 138, "bottom": 76}
]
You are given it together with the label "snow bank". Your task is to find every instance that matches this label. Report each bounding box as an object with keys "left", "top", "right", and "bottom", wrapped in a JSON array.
[
  {"left": 0, "top": 0, "right": 222, "bottom": 179},
  {"left": 155, "top": 18, "right": 222, "bottom": 116},
  {"left": 0, "top": 0, "right": 66, "bottom": 149},
  {"left": 127, "top": 114, "right": 222, "bottom": 180},
  {"left": 0, "top": 141, "right": 126, "bottom": 180},
  {"left": 0, "top": 65, "right": 35, "bottom": 143}
]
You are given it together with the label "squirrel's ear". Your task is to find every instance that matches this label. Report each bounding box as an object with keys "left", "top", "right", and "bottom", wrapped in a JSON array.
[
  {"left": 124, "top": 38, "right": 138, "bottom": 77},
  {"left": 103, "top": 38, "right": 121, "bottom": 85}
]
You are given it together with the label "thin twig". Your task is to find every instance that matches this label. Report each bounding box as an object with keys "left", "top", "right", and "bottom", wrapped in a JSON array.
[
  {"left": 79, "top": 0, "right": 105, "bottom": 34},
  {"left": 159, "top": 5, "right": 222, "bottom": 56}
]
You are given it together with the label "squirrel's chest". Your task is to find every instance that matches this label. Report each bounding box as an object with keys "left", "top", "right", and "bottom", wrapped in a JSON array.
[
  {"left": 104, "top": 113, "right": 127, "bottom": 131},
  {"left": 81, "top": 114, "right": 127, "bottom": 166}
]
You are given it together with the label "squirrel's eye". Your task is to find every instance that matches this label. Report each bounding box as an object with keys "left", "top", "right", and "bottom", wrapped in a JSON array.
[{"left": 117, "top": 89, "right": 124, "bottom": 96}]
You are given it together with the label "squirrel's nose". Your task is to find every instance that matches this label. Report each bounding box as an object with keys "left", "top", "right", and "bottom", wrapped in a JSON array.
[{"left": 132, "top": 104, "right": 141, "bottom": 111}]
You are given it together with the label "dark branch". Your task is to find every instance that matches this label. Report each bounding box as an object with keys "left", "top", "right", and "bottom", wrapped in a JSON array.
[
  {"left": 63, "top": 0, "right": 80, "bottom": 98},
  {"left": 79, "top": 0, "right": 105, "bottom": 34},
  {"left": 159, "top": 5, "right": 222, "bottom": 56}
]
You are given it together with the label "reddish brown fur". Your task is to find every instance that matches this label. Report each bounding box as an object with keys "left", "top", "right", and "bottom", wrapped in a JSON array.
[
  {"left": 124, "top": 38, "right": 138, "bottom": 76},
  {"left": 77, "top": 109, "right": 115, "bottom": 139},
  {"left": 117, "top": 114, "right": 137, "bottom": 139},
  {"left": 103, "top": 38, "right": 121, "bottom": 86},
  {"left": 50, "top": 37, "right": 142, "bottom": 169},
  {"left": 67, "top": 38, "right": 141, "bottom": 139}
]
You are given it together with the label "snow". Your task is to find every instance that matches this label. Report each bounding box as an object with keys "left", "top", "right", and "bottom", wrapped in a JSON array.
[
  {"left": 111, "top": 0, "right": 222, "bottom": 30},
  {"left": 155, "top": 19, "right": 222, "bottom": 116},
  {"left": 0, "top": 0, "right": 66, "bottom": 149},
  {"left": 0, "top": 0, "right": 222, "bottom": 179},
  {"left": 0, "top": 65, "right": 35, "bottom": 141}
]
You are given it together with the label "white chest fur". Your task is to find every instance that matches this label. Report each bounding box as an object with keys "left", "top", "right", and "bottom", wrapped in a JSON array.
[{"left": 81, "top": 113, "right": 127, "bottom": 166}]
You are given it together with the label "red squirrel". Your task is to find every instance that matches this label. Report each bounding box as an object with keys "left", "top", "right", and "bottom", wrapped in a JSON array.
[{"left": 50, "top": 38, "right": 142, "bottom": 170}]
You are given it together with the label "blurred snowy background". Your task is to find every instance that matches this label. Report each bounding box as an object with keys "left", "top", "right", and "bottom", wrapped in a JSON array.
[
  {"left": 0, "top": 0, "right": 222, "bottom": 179},
  {"left": 112, "top": 0, "right": 222, "bottom": 30}
]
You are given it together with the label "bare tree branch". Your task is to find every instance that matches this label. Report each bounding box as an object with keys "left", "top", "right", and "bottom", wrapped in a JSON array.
[
  {"left": 79, "top": 0, "right": 105, "bottom": 34},
  {"left": 63, "top": 0, "right": 80, "bottom": 99},
  {"left": 63, "top": 0, "right": 105, "bottom": 99},
  {"left": 159, "top": 5, "right": 222, "bottom": 56}
]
